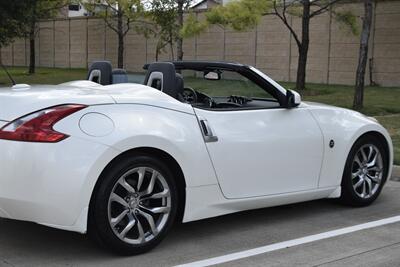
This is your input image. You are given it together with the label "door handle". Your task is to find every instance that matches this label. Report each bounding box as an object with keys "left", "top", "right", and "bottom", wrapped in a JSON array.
[{"left": 199, "top": 119, "right": 218, "bottom": 143}]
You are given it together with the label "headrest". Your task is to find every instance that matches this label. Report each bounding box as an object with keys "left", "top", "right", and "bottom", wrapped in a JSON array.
[
  {"left": 144, "top": 62, "right": 178, "bottom": 99},
  {"left": 112, "top": 68, "right": 128, "bottom": 84},
  {"left": 87, "top": 61, "right": 112, "bottom": 85}
]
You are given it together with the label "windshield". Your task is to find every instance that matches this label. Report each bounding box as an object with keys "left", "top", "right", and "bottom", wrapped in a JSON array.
[{"left": 182, "top": 70, "right": 274, "bottom": 99}]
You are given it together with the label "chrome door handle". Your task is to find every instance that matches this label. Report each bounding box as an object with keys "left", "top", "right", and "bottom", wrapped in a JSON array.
[{"left": 199, "top": 119, "right": 218, "bottom": 143}]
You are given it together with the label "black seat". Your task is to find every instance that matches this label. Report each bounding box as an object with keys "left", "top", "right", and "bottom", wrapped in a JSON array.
[
  {"left": 175, "top": 73, "right": 185, "bottom": 102},
  {"left": 144, "top": 62, "right": 183, "bottom": 100},
  {"left": 112, "top": 68, "right": 128, "bottom": 84},
  {"left": 87, "top": 61, "right": 112, "bottom": 85}
]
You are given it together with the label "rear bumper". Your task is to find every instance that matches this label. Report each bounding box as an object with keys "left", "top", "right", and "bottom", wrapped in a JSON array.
[{"left": 0, "top": 136, "right": 120, "bottom": 233}]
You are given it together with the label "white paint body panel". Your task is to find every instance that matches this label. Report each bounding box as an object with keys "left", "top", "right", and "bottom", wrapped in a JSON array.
[
  {"left": 194, "top": 107, "right": 324, "bottom": 198},
  {"left": 304, "top": 102, "right": 394, "bottom": 188},
  {"left": 0, "top": 85, "right": 114, "bottom": 121},
  {"left": 0, "top": 83, "right": 393, "bottom": 233}
]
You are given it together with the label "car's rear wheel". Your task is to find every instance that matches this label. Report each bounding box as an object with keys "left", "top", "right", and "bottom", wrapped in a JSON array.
[
  {"left": 340, "top": 135, "right": 388, "bottom": 206},
  {"left": 89, "top": 154, "right": 178, "bottom": 255}
]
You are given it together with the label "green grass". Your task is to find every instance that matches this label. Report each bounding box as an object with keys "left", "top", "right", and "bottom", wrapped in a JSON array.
[
  {"left": 1, "top": 67, "right": 399, "bottom": 164},
  {"left": 0, "top": 67, "right": 87, "bottom": 86},
  {"left": 282, "top": 82, "right": 400, "bottom": 117},
  {"left": 375, "top": 115, "right": 400, "bottom": 165}
]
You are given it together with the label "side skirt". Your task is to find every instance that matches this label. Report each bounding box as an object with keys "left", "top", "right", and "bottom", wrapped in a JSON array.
[{"left": 183, "top": 185, "right": 339, "bottom": 223}]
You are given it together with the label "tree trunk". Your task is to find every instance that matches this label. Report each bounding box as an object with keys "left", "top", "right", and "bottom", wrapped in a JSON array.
[
  {"left": 28, "top": 0, "right": 37, "bottom": 74},
  {"left": 170, "top": 41, "right": 175, "bottom": 60},
  {"left": 176, "top": 0, "right": 184, "bottom": 61},
  {"left": 295, "top": 0, "right": 311, "bottom": 90},
  {"left": 29, "top": 25, "right": 36, "bottom": 74},
  {"left": 0, "top": 48, "right": 2, "bottom": 65},
  {"left": 353, "top": 0, "right": 373, "bottom": 110},
  {"left": 117, "top": 13, "right": 124, "bottom": 68},
  {"left": 296, "top": 43, "right": 309, "bottom": 91},
  {"left": 156, "top": 42, "right": 160, "bottom": 62},
  {"left": 117, "top": 34, "right": 124, "bottom": 68}
]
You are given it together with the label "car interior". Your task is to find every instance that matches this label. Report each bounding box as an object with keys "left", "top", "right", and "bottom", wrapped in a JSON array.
[{"left": 87, "top": 61, "right": 282, "bottom": 110}]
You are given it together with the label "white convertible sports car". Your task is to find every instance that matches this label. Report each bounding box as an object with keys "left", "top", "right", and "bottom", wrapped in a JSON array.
[{"left": 0, "top": 61, "right": 393, "bottom": 254}]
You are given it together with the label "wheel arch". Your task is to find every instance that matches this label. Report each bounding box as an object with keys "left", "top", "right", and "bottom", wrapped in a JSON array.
[
  {"left": 339, "top": 129, "right": 392, "bottom": 189},
  {"left": 350, "top": 130, "right": 392, "bottom": 181},
  {"left": 88, "top": 146, "right": 187, "bottom": 229}
]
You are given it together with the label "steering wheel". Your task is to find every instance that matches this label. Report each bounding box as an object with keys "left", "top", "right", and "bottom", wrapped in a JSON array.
[
  {"left": 228, "top": 95, "right": 252, "bottom": 105},
  {"left": 182, "top": 87, "right": 198, "bottom": 104}
]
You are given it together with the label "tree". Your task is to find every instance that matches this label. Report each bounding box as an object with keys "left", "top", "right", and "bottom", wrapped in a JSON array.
[
  {"left": 353, "top": 0, "right": 373, "bottom": 110},
  {"left": 176, "top": 0, "right": 186, "bottom": 61},
  {"left": 183, "top": 0, "right": 355, "bottom": 90},
  {"left": 148, "top": 0, "right": 179, "bottom": 61},
  {"left": 23, "top": 0, "right": 69, "bottom": 74},
  {"left": 0, "top": 1, "right": 31, "bottom": 64},
  {"left": 84, "top": 0, "right": 148, "bottom": 68},
  {"left": 147, "top": 0, "right": 195, "bottom": 61}
]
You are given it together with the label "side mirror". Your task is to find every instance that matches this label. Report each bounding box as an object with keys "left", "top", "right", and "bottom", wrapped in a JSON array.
[
  {"left": 204, "top": 71, "right": 221, "bottom": 81},
  {"left": 285, "top": 90, "right": 301, "bottom": 108}
]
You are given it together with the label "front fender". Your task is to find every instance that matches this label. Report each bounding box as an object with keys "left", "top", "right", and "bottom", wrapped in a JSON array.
[{"left": 308, "top": 104, "right": 393, "bottom": 188}]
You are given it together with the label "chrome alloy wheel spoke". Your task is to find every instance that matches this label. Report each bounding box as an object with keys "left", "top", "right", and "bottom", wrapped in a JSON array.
[
  {"left": 107, "top": 166, "right": 172, "bottom": 245},
  {"left": 119, "top": 213, "right": 136, "bottom": 239},
  {"left": 110, "top": 193, "right": 129, "bottom": 208},
  {"left": 136, "top": 167, "right": 146, "bottom": 192},
  {"left": 351, "top": 144, "right": 383, "bottom": 199},
  {"left": 354, "top": 177, "right": 364, "bottom": 189},
  {"left": 110, "top": 209, "right": 129, "bottom": 227},
  {"left": 119, "top": 179, "right": 136, "bottom": 194},
  {"left": 140, "top": 169, "right": 158, "bottom": 197},
  {"left": 352, "top": 169, "right": 362, "bottom": 179},
  {"left": 137, "top": 209, "right": 158, "bottom": 235},
  {"left": 136, "top": 216, "right": 146, "bottom": 244},
  {"left": 140, "top": 205, "right": 171, "bottom": 214},
  {"left": 142, "top": 189, "right": 170, "bottom": 200}
]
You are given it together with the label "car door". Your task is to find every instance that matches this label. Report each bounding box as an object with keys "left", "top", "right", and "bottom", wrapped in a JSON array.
[{"left": 194, "top": 107, "right": 324, "bottom": 199}]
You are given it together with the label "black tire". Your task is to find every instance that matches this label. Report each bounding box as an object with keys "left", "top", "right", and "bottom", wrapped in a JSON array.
[
  {"left": 88, "top": 154, "right": 178, "bottom": 255},
  {"left": 340, "top": 135, "right": 388, "bottom": 206}
]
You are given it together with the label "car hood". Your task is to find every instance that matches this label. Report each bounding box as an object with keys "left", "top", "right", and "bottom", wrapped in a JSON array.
[
  {"left": 302, "top": 101, "right": 338, "bottom": 108},
  {"left": 303, "top": 101, "right": 379, "bottom": 124}
]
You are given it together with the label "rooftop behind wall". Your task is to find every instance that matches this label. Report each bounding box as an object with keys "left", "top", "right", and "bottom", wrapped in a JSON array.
[{"left": 1, "top": 0, "right": 399, "bottom": 86}]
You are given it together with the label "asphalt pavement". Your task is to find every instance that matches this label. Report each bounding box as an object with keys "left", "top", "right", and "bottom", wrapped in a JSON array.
[{"left": 0, "top": 174, "right": 399, "bottom": 267}]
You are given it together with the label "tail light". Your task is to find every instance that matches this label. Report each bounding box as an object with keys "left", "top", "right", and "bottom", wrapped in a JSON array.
[{"left": 0, "top": 104, "right": 87, "bottom": 143}]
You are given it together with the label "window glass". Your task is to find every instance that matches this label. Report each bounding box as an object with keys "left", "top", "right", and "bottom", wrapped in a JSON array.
[
  {"left": 182, "top": 70, "right": 273, "bottom": 99},
  {"left": 69, "top": 4, "right": 80, "bottom": 11}
]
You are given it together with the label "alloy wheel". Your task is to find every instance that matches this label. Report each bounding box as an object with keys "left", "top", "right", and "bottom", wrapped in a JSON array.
[
  {"left": 107, "top": 167, "right": 171, "bottom": 244},
  {"left": 351, "top": 144, "right": 383, "bottom": 199}
]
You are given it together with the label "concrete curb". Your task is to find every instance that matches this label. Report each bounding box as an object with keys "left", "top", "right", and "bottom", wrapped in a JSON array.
[{"left": 391, "top": 165, "right": 400, "bottom": 181}]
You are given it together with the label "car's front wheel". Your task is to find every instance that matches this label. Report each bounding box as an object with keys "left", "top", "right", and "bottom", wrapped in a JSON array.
[
  {"left": 89, "top": 154, "right": 178, "bottom": 255},
  {"left": 340, "top": 135, "right": 388, "bottom": 206}
]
